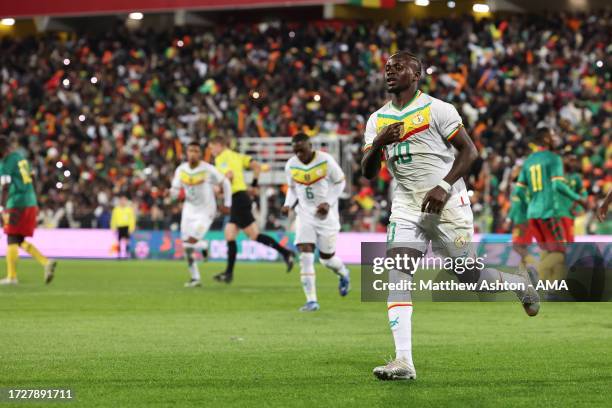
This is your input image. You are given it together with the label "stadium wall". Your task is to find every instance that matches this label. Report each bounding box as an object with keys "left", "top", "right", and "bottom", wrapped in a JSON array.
[{"left": 0, "top": 229, "right": 610, "bottom": 263}]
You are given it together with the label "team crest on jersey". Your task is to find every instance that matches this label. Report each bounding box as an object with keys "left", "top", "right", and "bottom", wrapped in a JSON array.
[
  {"left": 290, "top": 161, "right": 328, "bottom": 185},
  {"left": 179, "top": 170, "right": 207, "bottom": 186},
  {"left": 454, "top": 234, "right": 467, "bottom": 248},
  {"left": 412, "top": 113, "right": 424, "bottom": 125},
  {"left": 376, "top": 103, "right": 431, "bottom": 142}
]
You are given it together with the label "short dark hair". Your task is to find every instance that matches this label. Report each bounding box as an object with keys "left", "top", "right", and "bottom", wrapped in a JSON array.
[
  {"left": 292, "top": 133, "right": 310, "bottom": 144},
  {"left": 209, "top": 136, "right": 228, "bottom": 146},
  {"left": 534, "top": 127, "right": 551, "bottom": 143},
  {"left": 390, "top": 51, "right": 422, "bottom": 75},
  {"left": 187, "top": 140, "right": 202, "bottom": 149}
]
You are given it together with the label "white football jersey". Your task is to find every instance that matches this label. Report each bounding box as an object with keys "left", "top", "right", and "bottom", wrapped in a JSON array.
[
  {"left": 171, "top": 161, "right": 225, "bottom": 214},
  {"left": 285, "top": 151, "right": 344, "bottom": 227},
  {"left": 363, "top": 90, "right": 470, "bottom": 210}
]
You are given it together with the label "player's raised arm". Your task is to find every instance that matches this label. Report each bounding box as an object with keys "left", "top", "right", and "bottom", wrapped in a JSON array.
[
  {"left": 361, "top": 120, "right": 402, "bottom": 179},
  {"left": 421, "top": 128, "right": 478, "bottom": 214}
]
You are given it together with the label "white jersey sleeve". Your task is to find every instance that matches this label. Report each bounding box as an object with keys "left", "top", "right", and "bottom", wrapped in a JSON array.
[
  {"left": 170, "top": 166, "right": 182, "bottom": 200},
  {"left": 431, "top": 99, "right": 464, "bottom": 141},
  {"left": 363, "top": 113, "right": 378, "bottom": 152},
  {"left": 323, "top": 152, "right": 345, "bottom": 206},
  {"left": 283, "top": 161, "right": 298, "bottom": 208},
  {"left": 204, "top": 162, "right": 224, "bottom": 185},
  {"left": 203, "top": 162, "right": 232, "bottom": 207},
  {"left": 326, "top": 153, "right": 345, "bottom": 184}
]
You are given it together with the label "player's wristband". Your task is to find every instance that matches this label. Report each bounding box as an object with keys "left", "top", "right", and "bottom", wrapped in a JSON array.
[
  {"left": 437, "top": 180, "right": 452, "bottom": 194},
  {"left": 251, "top": 178, "right": 259, "bottom": 187}
]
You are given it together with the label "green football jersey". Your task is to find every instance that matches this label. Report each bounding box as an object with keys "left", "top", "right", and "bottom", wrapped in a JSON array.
[
  {"left": 508, "top": 185, "right": 528, "bottom": 225},
  {"left": 0, "top": 151, "right": 38, "bottom": 209},
  {"left": 516, "top": 150, "right": 581, "bottom": 220},
  {"left": 558, "top": 172, "right": 587, "bottom": 219}
]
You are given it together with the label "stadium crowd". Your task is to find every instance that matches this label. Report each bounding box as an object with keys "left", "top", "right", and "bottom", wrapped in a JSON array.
[{"left": 0, "top": 11, "right": 610, "bottom": 234}]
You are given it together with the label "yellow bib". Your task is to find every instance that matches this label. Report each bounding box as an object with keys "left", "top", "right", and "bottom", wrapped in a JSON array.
[
  {"left": 376, "top": 103, "right": 432, "bottom": 142},
  {"left": 290, "top": 161, "right": 328, "bottom": 185},
  {"left": 179, "top": 170, "right": 207, "bottom": 186}
]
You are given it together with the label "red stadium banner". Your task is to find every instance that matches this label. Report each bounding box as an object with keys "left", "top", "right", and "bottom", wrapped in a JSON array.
[{"left": 0, "top": 0, "right": 344, "bottom": 18}]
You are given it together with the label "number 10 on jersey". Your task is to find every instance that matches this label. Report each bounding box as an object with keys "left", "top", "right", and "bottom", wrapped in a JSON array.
[{"left": 393, "top": 141, "right": 412, "bottom": 164}]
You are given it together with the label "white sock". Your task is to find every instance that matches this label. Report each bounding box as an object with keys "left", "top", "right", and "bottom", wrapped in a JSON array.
[
  {"left": 388, "top": 302, "right": 413, "bottom": 365},
  {"left": 184, "top": 246, "right": 200, "bottom": 281},
  {"left": 300, "top": 252, "right": 317, "bottom": 303},
  {"left": 189, "top": 263, "right": 201, "bottom": 281},
  {"left": 320, "top": 255, "right": 349, "bottom": 277}
]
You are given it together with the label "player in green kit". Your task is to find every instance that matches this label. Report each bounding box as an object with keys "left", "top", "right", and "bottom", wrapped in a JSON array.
[
  {"left": 558, "top": 154, "right": 588, "bottom": 242},
  {"left": 508, "top": 164, "right": 537, "bottom": 275},
  {"left": 0, "top": 136, "right": 56, "bottom": 285},
  {"left": 515, "top": 128, "right": 585, "bottom": 286}
]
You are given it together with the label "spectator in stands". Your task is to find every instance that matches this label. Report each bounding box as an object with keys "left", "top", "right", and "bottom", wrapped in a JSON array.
[{"left": 0, "top": 11, "right": 609, "bottom": 233}]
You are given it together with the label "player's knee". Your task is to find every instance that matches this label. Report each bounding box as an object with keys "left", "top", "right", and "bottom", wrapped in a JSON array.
[
  {"left": 297, "top": 243, "right": 315, "bottom": 253},
  {"left": 319, "top": 251, "right": 334, "bottom": 260},
  {"left": 319, "top": 255, "right": 335, "bottom": 268},
  {"left": 8, "top": 235, "right": 24, "bottom": 246},
  {"left": 245, "top": 227, "right": 259, "bottom": 240}
]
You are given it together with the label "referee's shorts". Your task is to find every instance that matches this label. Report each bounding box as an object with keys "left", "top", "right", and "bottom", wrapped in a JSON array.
[
  {"left": 117, "top": 226, "right": 131, "bottom": 240},
  {"left": 229, "top": 191, "right": 256, "bottom": 228}
]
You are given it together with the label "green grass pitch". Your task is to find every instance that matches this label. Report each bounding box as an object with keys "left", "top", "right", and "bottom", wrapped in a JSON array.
[{"left": 1, "top": 259, "right": 611, "bottom": 407}]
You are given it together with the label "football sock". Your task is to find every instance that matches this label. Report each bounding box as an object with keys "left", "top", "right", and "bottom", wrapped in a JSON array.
[
  {"left": 539, "top": 251, "right": 565, "bottom": 282},
  {"left": 319, "top": 255, "right": 349, "bottom": 277},
  {"left": 549, "top": 252, "right": 567, "bottom": 281},
  {"left": 524, "top": 254, "right": 537, "bottom": 270},
  {"left": 20, "top": 241, "right": 49, "bottom": 267},
  {"left": 256, "top": 234, "right": 290, "bottom": 257},
  {"left": 225, "top": 240, "right": 237, "bottom": 277},
  {"left": 184, "top": 247, "right": 200, "bottom": 281},
  {"left": 388, "top": 302, "right": 413, "bottom": 364},
  {"left": 387, "top": 269, "right": 414, "bottom": 365},
  {"left": 299, "top": 252, "right": 317, "bottom": 302},
  {"left": 6, "top": 243, "right": 19, "bottom": 280}
]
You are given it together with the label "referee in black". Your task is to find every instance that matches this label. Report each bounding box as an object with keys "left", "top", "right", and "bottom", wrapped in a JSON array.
[{"left": 209, "top": 137, "right": 295, "bottom": 283}]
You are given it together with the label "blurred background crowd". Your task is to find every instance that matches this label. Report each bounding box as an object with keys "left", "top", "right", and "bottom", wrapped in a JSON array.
[{"left": 0, "top": 10, "right": 610, "bottom": 234}]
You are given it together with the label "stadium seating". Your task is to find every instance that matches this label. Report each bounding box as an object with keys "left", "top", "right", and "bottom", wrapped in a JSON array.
[{"left": 0, "top": 12, "right": 609, "bottom": 233}]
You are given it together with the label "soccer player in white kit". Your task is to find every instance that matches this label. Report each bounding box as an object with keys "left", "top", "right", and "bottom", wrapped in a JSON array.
[
  {"left": 281, "top": 133, "right": 350, "bottom": 312},
  {"left": 361, "top": 52, "right": 540, "bottom": 380},
  {"left": 170, "top": 141, "right": 231, "bottom": 287}
]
